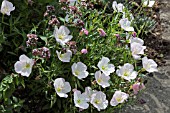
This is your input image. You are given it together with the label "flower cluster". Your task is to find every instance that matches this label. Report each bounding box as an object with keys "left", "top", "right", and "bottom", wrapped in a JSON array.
[
  {"left": 13, "top": 0, "right": 158, "bottom": 112},
  {"left": 26, "top": 34, "right": 38, "bottom": 47},
  {"left": 32, "top": 47, "right": 51, "bottom": 59}
]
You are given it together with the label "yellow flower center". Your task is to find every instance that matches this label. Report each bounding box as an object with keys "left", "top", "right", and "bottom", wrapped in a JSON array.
[
  {"left": 58, "top": 34, "right": 64, "bottom": 40},
  {"left": 124, "top": 72, "right": 129, "bottom": 76},
  {"left": 116, "top": 97, "right": 122, "bottom": 103},
  {"left": 60, "top": 54, "right": 64, "bottom": 58},
  {"left": 3, "top": 7, "right": 9, "bottom": 13},
  {"left": 77, "top": 99, "right": 81, "bottom": 104},
  {"left": 102, "top": 65, "right": 107, "bottom": 70},
  {"left": 123, "top": 70, "right": 129, "bottom": 76},
  {"left": 146, "top": 63, "right": 151, "bottom": 69},
  {"left": 97, "top": 79, "right": 102, "bottom": 83},
  {"left": 133, "top": 48, "right": 137, "bottom": 54},
  {"left": 75, "top": 71, "right": 80, "bottom": 76},
  {"left": 94, "top": 100, "right": 100, "bottom": 104},
  {"left": 25, "top": 63, "right": 30, "bottom": 69},
  {"left": 56, "top": 87, "right": 61, "bottom": 92}
]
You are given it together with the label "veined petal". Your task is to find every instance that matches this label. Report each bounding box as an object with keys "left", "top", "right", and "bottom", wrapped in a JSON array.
[
  {"left": 14, "top": 61, "right": 24, "bottom": 73},
  {"left": 77, "top": 71, "right": 89, "bottom": 80},
  {"left": 110, "top": 97, "right": 119, "bottom": 106},
  {"left": 130, "top": 37, "right": 144, "bottom": 45},
  {"left": 59, "top": 25, "right": 70, "bottom": 35},
  {"left": 62, "top": 82, "right": 71, "bottom": 94},
  {"left": 125, "top": 27, "right": 134, "bottom": 31},
  {"left": 19, "top": 54, "right": 30, "bottom": 62}
]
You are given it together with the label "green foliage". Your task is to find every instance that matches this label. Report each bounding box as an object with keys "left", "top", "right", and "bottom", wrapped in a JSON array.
[{"left": 0, "top": 74, "right": 25, "bottom": 113}]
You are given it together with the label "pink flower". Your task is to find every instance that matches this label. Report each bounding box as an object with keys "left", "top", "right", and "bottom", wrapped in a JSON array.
[
  {"left": 80, "top": 28, "right": 88, "bottom": 36},
  {"left": 114, "top": 34, "right": 120, "bottom": 38},
  {"left": 132, "top": 32, "right": 137, "bottom": 37},
  {"left": 97, "top": 28, "right": 106, "bottom": 37},
  {"left": 132, "top": 82, "right": 145, "bottom": 94},
  {"left": 81, "top": 49, "right": 88, "bottom": 54}
]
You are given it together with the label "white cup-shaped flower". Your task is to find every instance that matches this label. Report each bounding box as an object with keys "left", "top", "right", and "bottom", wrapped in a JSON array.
[
  {"left": 56, "top": 50, "right": 72, "bottom": 62},
  {"left": 72, "top": 62, "right": 89, "bottom": 80},
  {"left": 131, "top": 42, "right": 146, "bottom": 60},
  {"left": 119, "top": 18, "right": 134, "bottom": 31},
  {"left": 54, "top": 78, "right": 71, "bottom": 98},
  {"left": 83, "top": 87, "right": 96, "bottom": 101},
  {"left": 14, "top": 54, "right": 34, "bottom": 77},
  {"left": 53, "top": 26, "right": 73, "bottom": 46},
  {"left": 1, "top": 0, "right": 15, "bottom": 16},
  {"left": 143, "top": 0, "right": 155, "bottom": 7},
  {"left": 110, "top": 90, "right": 129, "bottom": 106},
  {"left": 112, "top": 1, "right": 124, "bottom": 13},
  {"left": 116, "top": 63, "right": 138, "bottom": 81},
  {"left": 74, "top": 90, "right": 89, "bottom": 109},
  {"left": 97, "top": 57, "right": 115, "bottom": 76},
  {"left": 90, "top": 91, "right": 108, "bottom": 111},
  {"left": 130, "top": 37, "right": 144, "bottom": 45},
  {"left": 142, "top": 56, "right": 158, "bottom": 73},
  {"left": 95, "top": 71, "right": 110, "bottom": 88}
]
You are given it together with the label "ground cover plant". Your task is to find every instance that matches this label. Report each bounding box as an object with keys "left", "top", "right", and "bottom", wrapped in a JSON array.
[{"left": 0, "top": 0, "right": 158, "bottom": 112}]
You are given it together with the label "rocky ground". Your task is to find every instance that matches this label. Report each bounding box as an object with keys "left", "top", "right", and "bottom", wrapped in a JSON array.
[{"left": 120, "top": 0, "right": 170, "bottom": 113}]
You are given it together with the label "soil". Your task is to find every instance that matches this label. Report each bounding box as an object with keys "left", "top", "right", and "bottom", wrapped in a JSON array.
[{"left": 120, "top": 0, "right": 170, "bottom": 113}]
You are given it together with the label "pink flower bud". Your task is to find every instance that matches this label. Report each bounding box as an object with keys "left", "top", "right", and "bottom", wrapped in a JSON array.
[
  {"left": 83, "top": 28, "right": 88, "bottom": 35},
  {"left": 80, "top": 28, "right": 88, "bottom": 36},
  {"left": 132, "top": 82, "right": 145, "bottom": 94},
  {"left": 114, "top": 34, "right": 120, "bottom": 38},
  {"left": 132, "top": 32, "right": 137, "bottom": 37},
  {"left": 81, "top": 49, "right": 88, "bottom": 54},
  {"left": 72, "top": 88, "right": 77, "bottom": 92},
  {"left": 97, "top": 28, "right": 106, "bottom": 37}
]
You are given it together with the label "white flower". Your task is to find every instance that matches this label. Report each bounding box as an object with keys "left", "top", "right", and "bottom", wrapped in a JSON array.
[
  {"left": 56, "top": 50, "right": 72, "bottom": 62},
  {"left": 74, "top": 90, "right": 89, "bottom": 109},
  {"left": 130, "top": 13, "right": 134, "bottom": 21},
  {"left": 116, "top": 63, "right": 138, "bottom": 81},
  {"left": 143, "top": 0, "right": 155, "bottom": 7},
  {"left": 97, "top": 57, "right": 115, "bottom": 76},
  {"left": 84, "top": 87, "right": 96, "bottom": 101},
  {"left": 95, "top": 71, "right": 110, "bottom": 88},
  {"left": 0, "top": 0, "right": 15, "bottom": 16},
  {"left": 142, "top": 56, "right": 158, "bottom": 73},
  {"left": 90, "top": 91, "right": 108, "bottom": 111},
  {"left": 130, "top": 37, "right": 144, "bottom": 45},
  {"left": 65, "top": 14, "right": 69, "bottom": 22},
  {"left": 69, "top": 0, "right": 77, "bottom": 6},
  {"left": 112, "top": 1, "right": 124, "bottom": 13},
  {"left": 72, "top": 62, "right": 89, "bottom": 79},
  {"left": 131, "top": 42, "right": 146, "bottom": 60},
  {"left": 14, "top": 54, "right": 34, "bottom": 77},
  {"left": 53, "top": 26, "right": 73, "bottom": 46},
  {"left": 110, "top": 90, "right": 129, "bottom": 106},
  {"left": 119, "top": 18, "right": 134, "bottom": 31},
  {"left": 54, "top": 78, "right": 71, "bottom": 98}
]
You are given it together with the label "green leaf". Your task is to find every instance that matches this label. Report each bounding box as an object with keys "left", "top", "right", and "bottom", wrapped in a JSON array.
[
  {"left": 21, "top": 79, "right": 25, "bottom": 88},
  {"left": 39, "top": 36, "right": 48, "bottom": 45}
]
